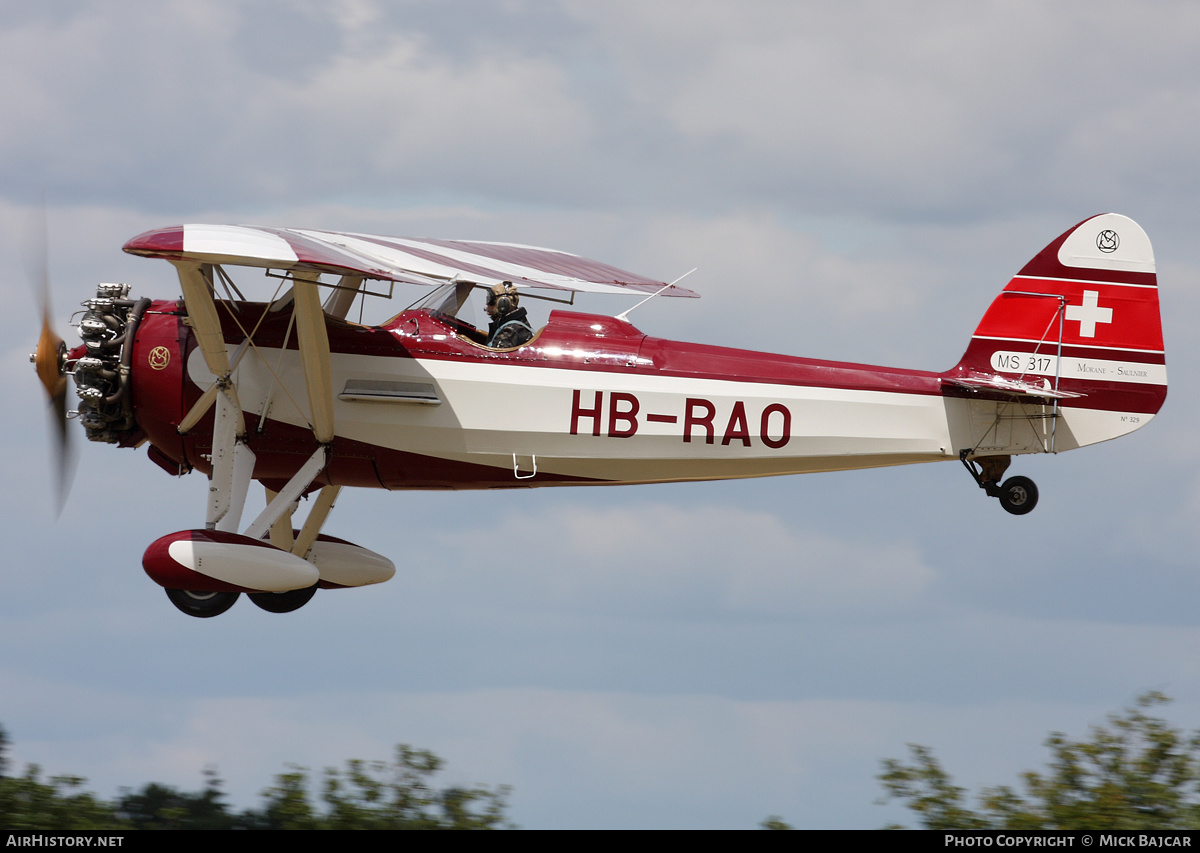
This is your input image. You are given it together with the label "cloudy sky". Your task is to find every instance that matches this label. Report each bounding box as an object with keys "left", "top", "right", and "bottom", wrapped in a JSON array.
[{"left": 4, "top": 0, "right": 1200, "bottom": 829}]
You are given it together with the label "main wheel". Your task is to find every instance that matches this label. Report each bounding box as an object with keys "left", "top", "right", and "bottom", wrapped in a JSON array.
[
  {"left": 997, "top": 476, "right": 1038, "bottom": 515},
  {"left": 248, "top": 584, "right": 318, "bottom": 613},
  {"left": 165, "top": 588, "right": 240, "bottom": 618}
]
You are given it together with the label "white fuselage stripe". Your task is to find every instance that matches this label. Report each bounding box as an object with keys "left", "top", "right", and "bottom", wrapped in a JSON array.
[
  {"left": 987, "top": 351, "right": 1167, "bottom": 385},
  {"left": 187, "top": 344, "right": 1155, "bottom": 484},
  {"left": 971, "top": 335, "right": 1165, "bottom": 356},
  {"left": 1014, "top": 275, "right": 1158, "bottom": 290}
]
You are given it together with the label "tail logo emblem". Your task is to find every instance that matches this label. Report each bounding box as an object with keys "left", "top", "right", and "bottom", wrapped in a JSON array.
[
  {"left": 1097, "top": 229, "right": 1119, "bottom": 253},
  {"left": 1065, "top": 290, "right": 1113, "bottom": 338}
]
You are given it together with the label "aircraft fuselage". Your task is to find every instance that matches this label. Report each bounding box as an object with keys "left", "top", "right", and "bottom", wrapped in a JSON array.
[{"left": 122, "top": 300, "right": 1143, "bottom": 493}]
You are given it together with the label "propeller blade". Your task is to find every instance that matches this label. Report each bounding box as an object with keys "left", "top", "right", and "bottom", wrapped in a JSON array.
[
  {"left": 28, "top": 208, "right": 75, "bottom": 513},
  {"left": 35, "top": 312, "right": 74, "bottom": 510},
  {"left": 35, "top": 311, "right": 67, "bottom": 401}
]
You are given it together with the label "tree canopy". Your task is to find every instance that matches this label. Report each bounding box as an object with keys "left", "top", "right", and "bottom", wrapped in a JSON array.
[
  {"left": 255, "top": 744, "right": 511, "bottom": 830},
  {"left": 0, "top": 724, "right": 511, "bottom": 830},
  {"left": 878, "top": 692, "right": 1200, "bottom": 830}
]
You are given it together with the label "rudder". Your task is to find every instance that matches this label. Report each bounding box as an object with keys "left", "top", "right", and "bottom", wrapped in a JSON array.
[{"left": 949, "top": 213, "right": 1166, "bottom": 451}]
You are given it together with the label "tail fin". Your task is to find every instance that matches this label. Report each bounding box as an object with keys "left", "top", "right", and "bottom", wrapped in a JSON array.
[{"left": 949, "top": 213, "right": 1166, "bottom": 451}]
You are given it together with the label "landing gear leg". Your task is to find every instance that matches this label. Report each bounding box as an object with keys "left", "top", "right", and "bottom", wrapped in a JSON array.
[{"left": 959, "top": 452, "right": 1039, "bottom": 515}]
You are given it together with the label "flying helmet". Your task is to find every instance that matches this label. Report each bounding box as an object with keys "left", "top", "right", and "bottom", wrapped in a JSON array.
[{"left": 486, "top": 281, "right": 519, "bottom": 316}]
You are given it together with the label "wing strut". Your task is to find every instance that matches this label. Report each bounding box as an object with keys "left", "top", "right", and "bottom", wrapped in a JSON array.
[
  {"left": 291, "top": 485, "right": 341, "bottom": 559},
  {"left": 174, "top": 262, "right": 258, "bottom": 531},
  {"left": 177, "top": 338, "right": 252, "bottom": 435},
  {"left": 174, "top": 262, "right": 343, "bottom": 558},
  {"left": 241, "top": 447, "right": 329, "bottom": 542},
  {"left": 292, "top": 271, "right": 337, "bottom": 443},
  {"left": 323, "top": 275, "right": 365, "bottom": 320},
  {"left": 263, "top": 487, "right": 296, "bottom": 551},
  {"left": 246, "top": 480, "right": 341, "bottom": 561},
  {"left": 175, "top": 264, "right": 232, "bottom": 380},
  {"left": 208, "top": 387, "right": 257, "bottom": 532}
]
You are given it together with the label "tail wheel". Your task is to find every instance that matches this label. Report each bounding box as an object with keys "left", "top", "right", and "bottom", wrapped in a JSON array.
[
  {"left": 165, "top": 589, "right": 240, "bottom": 618},
  {"left": 997, "top": 476, "right": 1038, "bottom": 515},
  {"left": 248, "top": 584, "right": 318, "bottom": 613}
]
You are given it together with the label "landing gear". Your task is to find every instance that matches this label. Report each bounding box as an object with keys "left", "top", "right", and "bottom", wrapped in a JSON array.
[
  {"left": 960, "top": 452, "right": 1039, "bottom": 516},
  {"left": 163, "top": 585, "right": 318, "bottom": 617},
  {"left": 165, "top": 588, "right": 240, "bottom": 618},
  {"left": 996, "top": 476, "right": 1038, "bottom": 515},
  {"left": 248, "top": 584, "right": 318, "bottom": 613}
]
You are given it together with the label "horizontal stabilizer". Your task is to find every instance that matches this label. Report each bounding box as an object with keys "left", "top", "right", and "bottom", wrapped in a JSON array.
[{"left": 943, "top": 375, "right": 1086, "bottom": 400}]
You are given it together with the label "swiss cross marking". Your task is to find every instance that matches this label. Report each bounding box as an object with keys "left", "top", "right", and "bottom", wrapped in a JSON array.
[{"left": 1065, "top": 290, "right": 1113, "bottom": 338}]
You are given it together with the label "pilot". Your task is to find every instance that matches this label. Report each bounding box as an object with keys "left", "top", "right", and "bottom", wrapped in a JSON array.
[{"left": 483, "top": 281, "right": 534, "bottom": 348}]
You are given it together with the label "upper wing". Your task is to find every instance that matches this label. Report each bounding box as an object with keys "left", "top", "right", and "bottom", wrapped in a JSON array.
[{"left": 123, "top": 224, "right": 699, "bottom": 297}]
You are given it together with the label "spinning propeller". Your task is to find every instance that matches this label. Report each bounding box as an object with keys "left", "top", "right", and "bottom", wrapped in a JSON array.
[{"left": 27, "top": 214, "right": 75, "bottom": 513}]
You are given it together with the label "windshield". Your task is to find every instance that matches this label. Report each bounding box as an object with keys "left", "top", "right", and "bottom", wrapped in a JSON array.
[{"left": 408, "top": 280, "right": 479, "bottom": 318}]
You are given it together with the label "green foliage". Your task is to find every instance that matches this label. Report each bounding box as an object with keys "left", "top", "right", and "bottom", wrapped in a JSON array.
[
  {"left": 115, "top": 768, "right": 253, "bottom": 830},
  {"left": 878, "top": 743, "right": 992, "bottom": 830},
  {"left": 0, "top": 767, "right": 124, "bottom": 830},
  {"left": 0, "top": 724, "right": 123, "bottom": 829},
  {"left": 0, "top": 723, "right": 511, "bottom": 830},
  {"left": 257, "top": 766, "right": 318, "bottom": 829},
  {"left": 878, "top": 692, "right": 1200, "bottom": 830},
  {"left": 257, "top": 744, "right": 512, "bottom": 829}
]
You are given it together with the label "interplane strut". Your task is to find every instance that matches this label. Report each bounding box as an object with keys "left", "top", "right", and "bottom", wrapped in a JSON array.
[{"left": 174, "top": 262, "right": 341, "bottom": 548}]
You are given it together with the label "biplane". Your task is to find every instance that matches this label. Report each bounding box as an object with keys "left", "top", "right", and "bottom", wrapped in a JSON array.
[{"left": 32, "top": 213, "right": 1166, "bottom": 617}]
